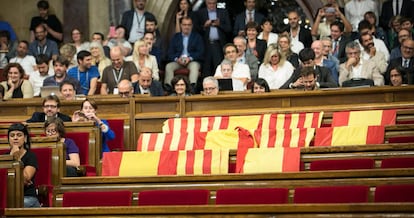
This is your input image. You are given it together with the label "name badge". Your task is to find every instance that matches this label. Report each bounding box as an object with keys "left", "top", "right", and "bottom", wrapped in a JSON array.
[{"left": 113, "top": 88, "right": 119, "bottom": 94}]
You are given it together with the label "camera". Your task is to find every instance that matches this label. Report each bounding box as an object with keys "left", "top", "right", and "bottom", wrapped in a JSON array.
[{"left": 325, "top": 7, "right": 335, "bottom": 13}]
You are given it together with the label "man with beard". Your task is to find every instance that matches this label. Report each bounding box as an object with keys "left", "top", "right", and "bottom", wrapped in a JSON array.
[
  {"left": 358, "top": 32, "right": 388, "bottom": 74},
  {"left": 28, "top": 24, "right": 59, "bottom": 60},
  {"left": 101, "top": 46, "right": 138, "bottom": 94},
  {"left": 26, "top": 94, "right": 71, "bottom": 123},
  {"left": 29, "top": 0, "right": 63, "bottom": 44},
  {"left": 29, "top": 54, "right": 54, "bottom": 96},
  {"left": 9, "top": 40, "right": 37, "bottom": 76},
  {"left": 67, "top": 50, "right": 100, "bottom": 95},
  {"left": 43, "top": 55, "right": 81, "bottom": 94}
]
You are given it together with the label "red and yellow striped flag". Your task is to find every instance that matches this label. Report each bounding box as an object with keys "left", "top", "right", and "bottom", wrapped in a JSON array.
[
  {"left": 137, "top": 128, "right": 256, "bottom": 151},
  {"left": 254, "top": 128, "right": 315, "bottom": 148},
  {"left": 257, "top": 112, "right": 323, "bottom": 130},
  {"left": 236, "top": 147, "right": 301, "bottom": 173},
  {"left": 314, "top": 126, "right": 385, "bottom": 146},
  {"left": 331, "top": 110, "right": 396, "bottom": 127},
  {"left": 162, "top": 115, "right": 261, "bottom": 133},
  {"left": 101, "top": 149, "right": 229, "bottom": 176}
]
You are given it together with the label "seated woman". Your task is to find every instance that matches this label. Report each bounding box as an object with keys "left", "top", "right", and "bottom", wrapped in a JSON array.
[
  {"left": 44, "top": 117, "right": 80, "bottom": 177},
  {"left": 170, "top": 75, "right": 192, "bottom": 96},
  {"left": 89, "top": 41, "right": 111, "bottom": 80},
  {"left": 258, "top": 47, "right": 294, "bottom": 90},
  {"left": 7, "top": 123, "right": 40, "bottom": 207},
  {"left": 214, "top": 59, "right": 244, "bottom": 91},
  {"left": 258, "top": 18, "right": 279, "bottom": 46},
  {"left": 125, "top": 39, "right": 159, "bottom": 81},
  {"left": 251, "top": 78, "right": 270, "bottom": 93},
  {"left": 0, "top": 63, "right": 34, "bottom": 100},
  {"left": 72, "top": 99, "right": 115, "bottom": 153},
  {"left": 275, "top": 33, "right": 300, "bottom": 69}
]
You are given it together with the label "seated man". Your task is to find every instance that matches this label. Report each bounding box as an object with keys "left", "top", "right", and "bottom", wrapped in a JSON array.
[
  {"left": 43, "top": 55, "right": 81, "bottom": 94},
  {"left": 164, "top": 16, "right": 204, "bottom": 91},
  {"left": 67, "top": 50, "right": 100, "bottom": 95},
  {"left": 281, "top": 48, "right": 337, "bottom": 89},
  {"left": 29, "top": 54, "right": 54, "bottom": 97},
  {"left": 117, "top": 79, "right": 134, "bottom": 98},
  {"left": 59, "top": 81, "right": 76, "bottom": 100},
  {"left": 386, "top": 39, "right": 414, "bottom": 85},
  {"left": 26, "top": 94, "right": 72, "bottom": 123},
  {"left": 133, "top": 67, "right": 163, "bottom": 96},
  {"left": 339, "top": 41, "right": 384, "bottom": 86},
  {"left": 202, "top": 76, "right": 219, "bottom": 96},
  {"left": 301, "top": 66, "right": 318, "bottom": 91}
]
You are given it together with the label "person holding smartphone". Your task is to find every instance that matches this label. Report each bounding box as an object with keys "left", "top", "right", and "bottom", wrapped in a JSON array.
[{"left": 311, "top": 3, "right": 352, "bottom": 40}]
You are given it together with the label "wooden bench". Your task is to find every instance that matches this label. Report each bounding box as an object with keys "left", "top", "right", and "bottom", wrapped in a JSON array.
[
  {"left": 5, "top": 203, "right": 414, "bottom": 217},
  {"left": 0, "top": 155, "right": 23, "bottom": 208},
  {"left": 52, "top": 168, "right": 414, "bottom": 206}
]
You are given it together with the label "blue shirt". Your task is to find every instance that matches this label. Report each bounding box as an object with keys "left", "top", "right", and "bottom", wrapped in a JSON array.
[{"left": 67, "top": 66, "right": 100, "bottom": 95}]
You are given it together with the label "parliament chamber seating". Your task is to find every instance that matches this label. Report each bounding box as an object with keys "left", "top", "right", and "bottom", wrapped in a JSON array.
[
  {"left": 215, "top": 188, "right": 289, "bottom": 204},
  {"left": 137, "top": 189, "right": 210, "bottom": 206},
  {"left": 65, "top": 132, "right": 96, "bottom": 176},
  {"left": 309, "top": 158, "right": 375, "bottom": 171},
  {"left": 0, "top": 168, "right": 7, "bottom": 215},
  {"left": 374, "top": 184, "right": 414, "bottom": 203},
  {"left": 293, "top": 185, "right": 370, "bottom": 203},
  {"left": 62, "top": 190, "right": 133, "bottom": 207},
  {"left": 381, "top": 157, "right": 414, "bottom": 168}
]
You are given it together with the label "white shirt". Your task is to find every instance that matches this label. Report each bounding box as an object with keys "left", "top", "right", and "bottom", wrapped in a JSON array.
[
  {"left": 128, "top": 10, "right": 146, "bottom": 43},
  {"left": 214, "top": 62, "right": 251, "bottom": 90},
  {"left": 345, "top": 0, "right": 378, "bottom": 31},
  {"left": 355, "top": 37, "right": 390, "bottom": 61},
  {"left": 29, "top": 70, "right": 54, "bottom": 96},
  {"left": 290, "top": 40, "right": 304, "bottom": 54},
  {"left": 258, "top": 61, "right": 294, "bottom": 89},
  {"left": 9, "top": 55, "right": 36, "bottom": 76},
  {"left": 350, "top": 60, "right": 363, "bottom": 79},
  {"left": 258, "top": 32, "right": 279, "bottom": 46}
]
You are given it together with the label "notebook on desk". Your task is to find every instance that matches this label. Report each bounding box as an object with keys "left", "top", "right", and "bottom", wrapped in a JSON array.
[
  {"left": 218, "top": 79, "right": 244, "bottom": 91},
  {"left": 40, "top": 86, "right": 60, "bottom": 98}
]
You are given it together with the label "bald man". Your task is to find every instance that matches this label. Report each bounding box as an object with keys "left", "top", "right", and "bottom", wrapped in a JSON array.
[
  {"left": 118, "top": 79, "right": 134, "bottom": 98},
  {"left": 133, "top": 67, "right": 164, "bottom": 96},
  {"left": 101, "top": 46, "right": 139, "bottom": 95}
]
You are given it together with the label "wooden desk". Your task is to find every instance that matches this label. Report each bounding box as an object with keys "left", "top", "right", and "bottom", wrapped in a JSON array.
[
  {"left": 5, "top": 203, "right": 414, "bottom": 217},
  {"left": 0, "top": 155, "right": 23, "bottom": 208}
]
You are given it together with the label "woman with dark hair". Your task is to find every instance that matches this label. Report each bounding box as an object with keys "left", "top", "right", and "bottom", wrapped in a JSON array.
[
  {"left": 72, "top": 99, "right": 115, "bottom": 152},
  {"left": 170, "top": 75, "right": 192, "bottom": 96},
  {"left": 245, "top": 21, "right": 267, "bottom": 64},
  {"left": 44, "top": 117, "right": 80, "bottom": 177},
  {"left": 258, "top": 18, "right": 279, "bottom": 46},
  {"left": 388, "top": 66, "right": 407, "bottom": 86},
  {"left": 71, "top": 28, "right": 90, "bottom": 54},
  {"left": 0, "top": 63, "right": 34, "bottom": 100},
  {"left": 251, "top": 78, "right": 270, "bottom": 93},
  {"left": 175, "top": 0, "right": 193, "bottom": 33},
  {"left": 7, "top": 123, "right": 40, "bottom": 207}
]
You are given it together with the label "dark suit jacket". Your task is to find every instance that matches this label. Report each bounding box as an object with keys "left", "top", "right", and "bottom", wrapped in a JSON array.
[
  {"left": 233, "top": 11, "right": 265, "bottom": 36},
  {"left": 380, "top": 0, "right": 414, "bottom": 30},
  {"left": 26, "top": 112, "right": 72, "bottom": 123},
  {"left": 193, "top": 7, "right": 232, "bottom": 47},
  {"left": 385, "top": 57, "right": 414, "bottom": 85},
  {"left": 335, "top": 35, "right": 353, "bottom": 64},
  {"left": 133, "top": 80, "right": 164, "bottom": 96},
  {"left": 280, "top": 65, "right": 338, "bottom": 89},
  {"left": 255, "top": 39, "right": 267, "bottom": 64},
  {"left": 120, "top": 10, "right": 156, "bottom": 41},
  {"left": 167, "top": 31, "right": 205, "bottom": 62},
  {"left": 288, "top": 27, "right": 313, "bottom": 48}
]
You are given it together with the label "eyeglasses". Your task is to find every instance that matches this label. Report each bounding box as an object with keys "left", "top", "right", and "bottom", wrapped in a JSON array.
[
  {"left": 45, "top": 129, "right": 57, "bottom": 135},
  {"left": 402, "top": 46, "right": 414, "bottom": 51},
  {"left": 203, "top": 87, "right": 216, "bottom": 91},
  {"left": 43, "top": 105, "right": 58, "bottom": 109},
  {"left": 118, "top": 91, "right": 131, "bottom": 97}
]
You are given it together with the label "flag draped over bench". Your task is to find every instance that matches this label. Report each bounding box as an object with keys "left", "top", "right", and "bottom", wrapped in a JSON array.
[
  {"left": 331, "top": 110, "right": 396, "bottom": 127},
  {"left": 257, "top": 112, "right": 323, "bottom": 130},
  {"left": 137, "top": 128, "right": 255, "bottom": 151},
  {"left": 102, "top": 149, "right": 229, "bottom": 176},
  {"left": 254, "top": 128, "right": 315, "bottom": 148},
  {"left": 314, "top": 126, "right": 385, "bottom": 146}
]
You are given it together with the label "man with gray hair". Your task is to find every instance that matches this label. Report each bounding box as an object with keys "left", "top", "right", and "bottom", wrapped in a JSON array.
[
  {"left": 233, "top": 36, "right": 258, "bottom": 79},
  {"left": 339, "top": 41, "right": 384, "bottom": 86},
  {"left": 202, "top": 76, "right": 219, "bottom": 95}
]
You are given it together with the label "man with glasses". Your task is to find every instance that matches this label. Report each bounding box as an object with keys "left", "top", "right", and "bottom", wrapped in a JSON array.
[
  {"left": 26, "top": 94, "right": 71, "bottom": 123},
  {"left": 386, "top": 39, "right": 414, "bottom": 85},
  {"left": 117, "top": 79, "right": 134, "bottom": 98},
  {"left": 202, "top": 76, "right": 219, "bottom": 95},
  {"left": 133, "top": 67, "right": 163, "bottom": 96},
  {"left": 390, "top": 29, "right": 412, "bottom": 60},
  {"left": 339, "top": 41, "right": 384, "bottom": 86},
  {"left": 28, "top": 24, "right": 59, "bottom": 60}
]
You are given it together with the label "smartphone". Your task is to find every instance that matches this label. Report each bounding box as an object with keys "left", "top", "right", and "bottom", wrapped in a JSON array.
[
  {"left": 109, "top": 26, "right": 116, "bottom": 38},
  {"left": 325, "top": 7, "right": 335, "bottom": 13}
]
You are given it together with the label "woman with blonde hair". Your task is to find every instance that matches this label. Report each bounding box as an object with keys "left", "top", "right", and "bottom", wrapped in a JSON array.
[
  {"left": 275, "top": 33, "right": 300, "bottom": 68},
  {"left": 125, "top": 39, "right": 159, "bottom": 81},
  {"left": 258, "top": 47, "right": 294, "bottom": 89},
  {"left": 89, "top": 41, "right": 111, "bottom": 80},
  {"left": 59, "top": 43, "right": 77, "bottom": 68}
]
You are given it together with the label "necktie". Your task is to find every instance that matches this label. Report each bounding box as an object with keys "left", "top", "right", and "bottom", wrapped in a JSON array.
[
  {"left": 248, "top": 11, "right": 253, "bottom": 22},
  {"left": 332, "top": 40, "right": 339, "bottom": 56},
  {"left": 396, "top": 0, "right": 400, "bottom": 15},
  {"left": 403, "top": 59, "right": 409, "bottom": 68}
]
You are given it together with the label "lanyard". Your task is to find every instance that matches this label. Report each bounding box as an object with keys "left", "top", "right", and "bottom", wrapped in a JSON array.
[
  {"left": 37, "top": 45, "right": 48, "bottom": 54},
  {"left": 135, "top": 11, "right": 145, "bottom": 28},
  {"left": 112, "top": 67, "right": 124, "bottom": 85}
]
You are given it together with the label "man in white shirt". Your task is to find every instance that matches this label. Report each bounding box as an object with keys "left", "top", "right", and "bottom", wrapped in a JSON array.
[
  {"left": 9, "top": 40, "right": 36, "bottom": 77},
  {"left": 345, "top": 0, "right": 378, "bottom": 32},
  {"left": 356, "top": 20, "right": 390, "bottom": 62},
  {"left": 30, "top": 54, "right": 54, "bottom": 96},
  {"left": 358, "top": 32, "right": 388, "bottom": 74},
  {"left": 233, "top": 36, "right": 258, "bottom": 79}
]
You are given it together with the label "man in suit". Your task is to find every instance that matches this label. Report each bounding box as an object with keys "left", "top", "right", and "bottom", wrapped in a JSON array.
[
  {"left": 234, "top": 36, "right": 259, "bottom": 79},
  {"left": 386, "top": 38, "right": 414, "bottom": 85},
  {"left": 233, "top": 0, "right": 265, "bottom": 36},
  {"left": 287, "top": 10, "right": 313, "bottom": 48},
  {"left": 339, "top": 41, "right": 384, "bottom": 86},
  {"left": 380, "top": 0, "right": 414, "bottom": 31},
  {"left": 280, "top": 48, "right": 338, "bottom": 89},
  {"left": 164, "top": 17, "right": 204, "bottom": 90},
  {"left": 133, "top": 67, "right": 164, "bottom": 96},
  {"left": 193, "top": 0, "right": 231, "bottom": 78},
  {"left": 26, "top": 95, "right": 71, "bottom": 123},
  {"left": 120, "top": 0, "right": 157, "bottom": 44},
  {"left": 330, "top": 21, "right": 352, "bottom": 63}
]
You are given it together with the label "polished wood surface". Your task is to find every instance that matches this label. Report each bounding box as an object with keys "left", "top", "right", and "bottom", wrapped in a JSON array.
[{"left": 0, "top": 155, "right": 23, "bottom": 208}]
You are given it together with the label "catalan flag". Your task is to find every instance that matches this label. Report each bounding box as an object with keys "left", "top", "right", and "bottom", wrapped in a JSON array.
[
  {"left": 254, "top": 128, "right": 315, "bottom": 148},
  {"left": 162, "top": 115, "right": 261, "bottom": 133},
  {"left": 331, "top": 110, "right": 396, "bottom": 127},
  {"left": 257, "top": 112, "right": 323, "bottom": 130},
  {"left": 314, "top": 126, "right": 385, "bottom": 146},
  {"left": 236, "top": 147, "right": 301, "bottom": 173},
  {"left": 137, "top": 128, "right": 256, "bottom": 151},
  {"left": 101, "top": 149, "right": 229, "bottom": 176}
]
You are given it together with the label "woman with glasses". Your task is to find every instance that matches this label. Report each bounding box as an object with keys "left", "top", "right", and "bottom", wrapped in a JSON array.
[
  {"left": 72, "top": 99, "right": 115, "bottom": 153},
  {"left": 0, "top": 63, "right": 34, "bottom": 100},
  {"left": 170, "top": 75, "right": 192, "bottom": 96},
  {"left": 7, "top": 123, "right": 40, "bottom": 207},
  {"left": 44, "top": 117, "right": 80, "bottom": 177}
]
